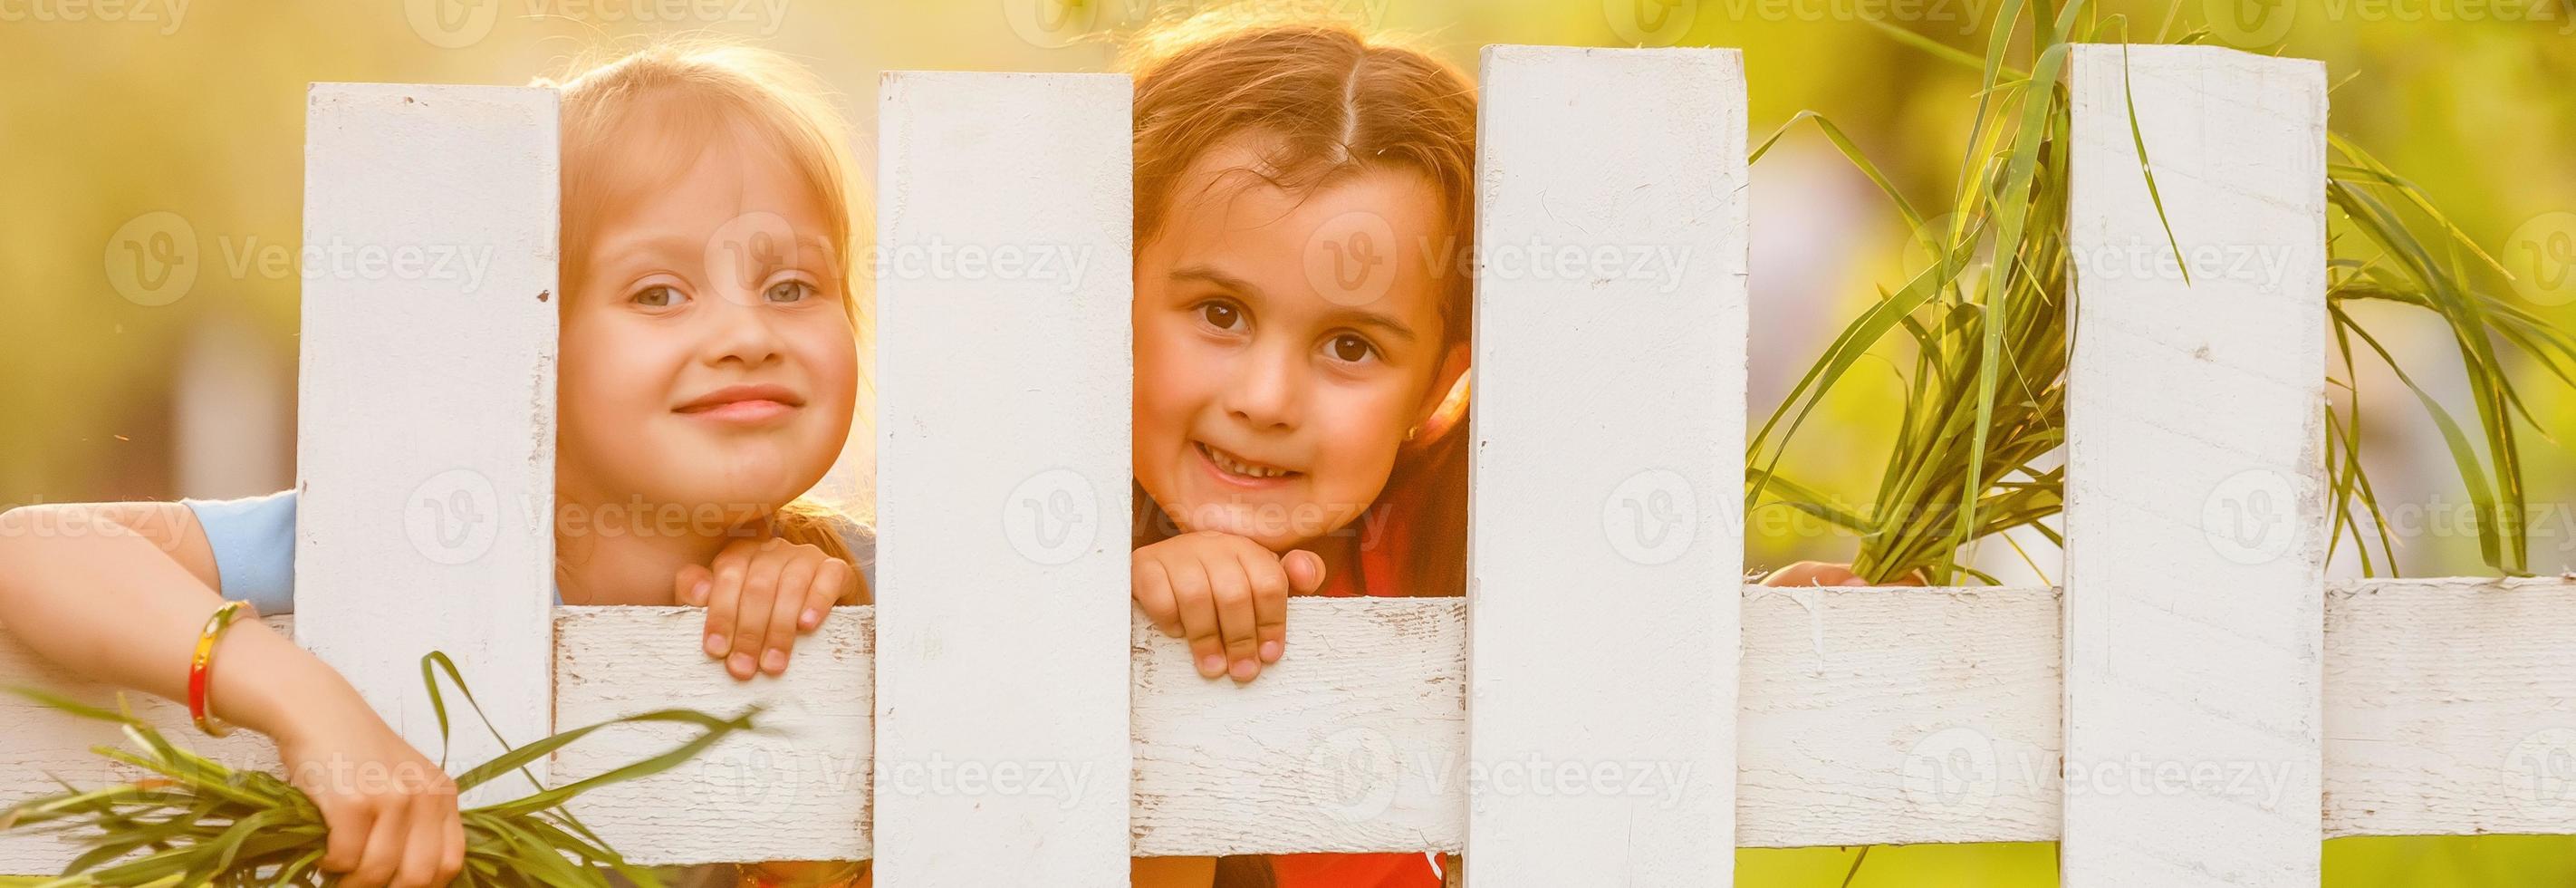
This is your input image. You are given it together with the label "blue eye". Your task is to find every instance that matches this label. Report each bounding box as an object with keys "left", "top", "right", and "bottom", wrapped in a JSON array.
[
  {"left": 765, "top": 280, "right": 813, "bottom": 303},
  {"left": 632, "top": 285, "right": 687, "bottom": 307}
]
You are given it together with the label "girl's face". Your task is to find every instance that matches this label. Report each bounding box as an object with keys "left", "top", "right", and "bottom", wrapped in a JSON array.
[
  {"left": 558, "top": 112, "right": 857, "bottom": 522},
  {"left": 1134, "top": 136, "right": 1466, "bottom": 552}
]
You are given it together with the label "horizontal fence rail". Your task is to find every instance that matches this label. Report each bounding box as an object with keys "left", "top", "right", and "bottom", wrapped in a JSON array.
[
  {"left": 7, "top": 579, "right": 2576, "bottom": 872},
  {"left": 3, "top": 41, "right": 2571, "bottom": 888}
]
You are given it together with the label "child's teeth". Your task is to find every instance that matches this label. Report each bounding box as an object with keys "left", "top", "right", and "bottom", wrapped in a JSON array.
[{"left": 1206, "top": 443, "right": 1286, "bottom": 478}]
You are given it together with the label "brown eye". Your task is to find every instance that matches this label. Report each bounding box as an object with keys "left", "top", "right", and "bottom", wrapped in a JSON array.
[
  {"left": 632, "top": 285, "right": 686, "bottom": 307},
  {"left": 1198, "top": 302, "right": 1242, "bottom": 331},
  {"left": 765, "top": 280, "right": 812, "bottom": 303},
  {"left": 1328, "top": 333, "right": 1377, "bottom": 363}
]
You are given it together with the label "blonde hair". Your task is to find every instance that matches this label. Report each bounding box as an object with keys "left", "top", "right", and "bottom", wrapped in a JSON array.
[{"left": 540, "top": 40, "right": 871, "bottom": 567}]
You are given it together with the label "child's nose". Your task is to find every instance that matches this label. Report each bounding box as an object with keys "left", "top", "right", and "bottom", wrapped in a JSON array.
[
  {"left": 1221, "top": 347, "right": 1303, "bottom": 431},
  {"left": 700, "top": 294, "right": 785, "bottom": 366}
]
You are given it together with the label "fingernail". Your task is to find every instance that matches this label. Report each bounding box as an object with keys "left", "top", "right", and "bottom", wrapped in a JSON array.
[
  {"left": 1229, "top": 658, "right": 1257, "bottom": 681},
  {"left": 1260, "top": 640, "right": 1282, "bottom": 662},
  {"left": 801, "top": 608, "right": 820, "bottom": 629},
  {"left": 1197, "top": 653, "right": 1225, "bottom": 677},
  {"left": 689, "top": 579, "right": 709, "bottom": 604},
  {"left": 706, "top": 633, "right": 727, "bottom": 657},
  {"left": 728, "top": 652, "right": 755, "bottom": 677},
  {"left": 762, "top": 649, "right": 788, "bottom": 673}
]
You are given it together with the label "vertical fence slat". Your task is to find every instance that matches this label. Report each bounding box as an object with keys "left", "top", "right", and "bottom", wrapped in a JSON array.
[
  {"left": 296, "top": 83, "right": 559, "bottom": 797},
  {"left": 1466, "top": 45, "right": 1747, "bottom": 887},
  {"left": 873, "top": 71, "right": 1132, "bottom": 886},
  {"left": 2063, "top": 44, "right": 2328, "bottom": 887}
]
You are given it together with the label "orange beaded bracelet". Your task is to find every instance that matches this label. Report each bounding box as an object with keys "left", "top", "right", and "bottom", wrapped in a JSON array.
[{"left": 187, "top": 600, "right": 254, "bottom": 738}]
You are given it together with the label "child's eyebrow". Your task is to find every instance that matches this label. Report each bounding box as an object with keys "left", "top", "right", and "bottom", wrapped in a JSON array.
[{"left": 1170, "top": 264, "right": 1419, "bottom": 346}]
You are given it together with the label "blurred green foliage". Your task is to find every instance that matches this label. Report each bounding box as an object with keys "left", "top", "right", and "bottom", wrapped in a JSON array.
[{"left": 1, "top": 0, "right": 2571, "bottom": 883}]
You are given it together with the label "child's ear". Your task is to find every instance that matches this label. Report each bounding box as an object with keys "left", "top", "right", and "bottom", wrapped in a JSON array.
[{"left": 1408, "top": 342, "right": 1473, "bottom": 449}]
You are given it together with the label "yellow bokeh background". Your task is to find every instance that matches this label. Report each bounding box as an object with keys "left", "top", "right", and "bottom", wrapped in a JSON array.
[{"left": 3, "top": 0, "right": 2572, "bottom": 883}]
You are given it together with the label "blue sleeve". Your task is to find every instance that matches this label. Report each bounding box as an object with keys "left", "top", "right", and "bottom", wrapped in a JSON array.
[{"left": 181, "top": 488, "right": 297, "bottom": 617}]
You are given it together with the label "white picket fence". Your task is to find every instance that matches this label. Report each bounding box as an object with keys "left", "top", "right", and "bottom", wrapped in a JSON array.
[{"left": 5, "top": 42, "right": 2576, "bottom": 888}]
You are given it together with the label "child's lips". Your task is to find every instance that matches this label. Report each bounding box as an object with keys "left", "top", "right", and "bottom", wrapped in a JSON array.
[
  {"left": 677, "top": 399, "right": 799, "bottom": 425},
  {"left": 1193, "top": 440, "right": 1299, "bottom": 488}
]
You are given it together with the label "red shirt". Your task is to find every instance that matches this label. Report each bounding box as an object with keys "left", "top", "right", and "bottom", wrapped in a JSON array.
[{"left": 1267, "top": 427, "right": 1465, "bottom": 888}]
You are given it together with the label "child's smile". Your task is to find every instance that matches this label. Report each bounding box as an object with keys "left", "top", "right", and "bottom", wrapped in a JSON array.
[{"left": 1132, "top": 133, "right": 1467, "bottom": 552}]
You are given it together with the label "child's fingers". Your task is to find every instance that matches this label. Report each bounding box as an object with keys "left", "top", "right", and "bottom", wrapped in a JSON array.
[
  {"left": 315, "top": 798, "right": 372, "bottom": 875},
  {"left": 1166, "top": 556, "right": 1226, "bottom": 680},
  {"left": 1131, "top": 555, "right": 1184, "bottom": 637},
  {"left": 755, "top": 554, "right": 820, "bottom": 676},
  {"left": 392, "top": 792, "right": 450, "bottom": 888},
  {"left": 673, "top": 563, "right": 714, "bottom": 606},
  {"left": 1202, "top": 549, "right": 1262, "bottom": 683},
  {"left": 702, "top": 558, "right": 746, "bottom": 661},
  {"left": 799, "top": 559, "right": 851, "bottom": 631},
  {"left": 1245, "top": 550, "right": 1293, "bottom": 665},
  {"left": 1282, "top": 549, "right": 1326, "bottom": 595},
  {"left": 347, "top": 797, "right": 408, "bottom": 888},
  {"left": 726, "top": 543, "right": 796, "bottom": 680}
]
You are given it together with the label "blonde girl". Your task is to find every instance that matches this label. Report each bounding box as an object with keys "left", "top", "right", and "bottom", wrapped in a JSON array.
[{"left": 0, "top": 41, "right": 874, "bottom": 888}]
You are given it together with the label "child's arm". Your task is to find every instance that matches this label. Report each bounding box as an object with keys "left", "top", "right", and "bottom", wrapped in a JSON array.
[
  {"left": 0, "top": 502, "right": 466, "bottom": 888},
  {"left": 1131, "top": 531, "right": 1324, "bottom": 683}
]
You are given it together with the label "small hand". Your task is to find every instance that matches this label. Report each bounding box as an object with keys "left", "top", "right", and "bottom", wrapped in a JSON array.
[
  {"left": 1131, "top": 531, "right": 1325, "bottom": 683},
  {"left": 676, "top": 536, "right": 861, "bottom": 680},
  {"left": 274, "top": 695, "right": 465, "bottom": 888}
]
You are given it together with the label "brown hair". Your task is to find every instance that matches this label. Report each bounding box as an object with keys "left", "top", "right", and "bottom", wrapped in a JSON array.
[
  {"left": 542, "top": 41, "right": 871, "bottom": 576},
  {"left": 1123, "top": 11, "right": 1476, "bottom": 347},
  {"left": 1121, "top": 11, "right": 1475, "bottom": 598}
]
